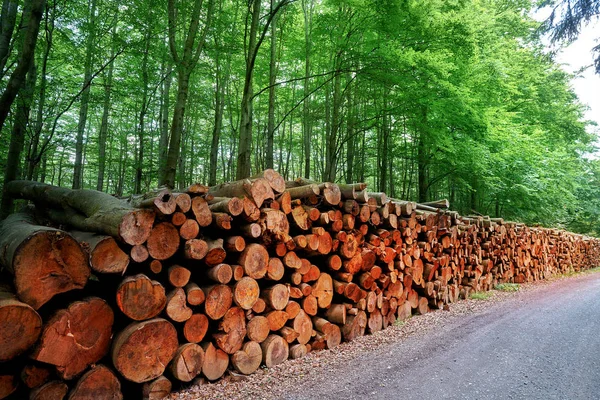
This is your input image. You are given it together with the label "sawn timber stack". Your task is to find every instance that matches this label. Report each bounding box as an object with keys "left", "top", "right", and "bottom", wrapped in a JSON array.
[{"left": 0, "top": 171, "right": 598, "bottom": 399}]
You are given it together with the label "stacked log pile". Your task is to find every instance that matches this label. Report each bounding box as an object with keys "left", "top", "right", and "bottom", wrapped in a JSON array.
[{"left": 1, "top": 171, "right": 599, "bottom": 399}]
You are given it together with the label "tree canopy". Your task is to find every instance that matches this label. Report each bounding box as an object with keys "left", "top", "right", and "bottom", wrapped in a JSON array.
[{"left": 1, "top": 0, "right": 599, "bottom": 234}]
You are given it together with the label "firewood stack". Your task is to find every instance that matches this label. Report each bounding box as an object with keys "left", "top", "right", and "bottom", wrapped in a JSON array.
[{"left": 0, "top": 170, "right": 598, "bottom": 399}]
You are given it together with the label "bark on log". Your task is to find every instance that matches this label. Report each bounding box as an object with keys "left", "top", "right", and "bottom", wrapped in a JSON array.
[
  {"left": 116, "top": 274, "right": 166, "bottom": 321},
  {"left": 67, "top": 364, "right": 122, "bottom": 400},
  {"left": 111, "top": 319, "right": 178, "bottom": 383},
  {"left": 209, "top": 178, "right": 274, "bottom": 209},
  {"left": 6, "top": 180, "right": 155, "bottom": 245},
  {"left": 32, "top": 297, "right": 114, "bottom": 380},
  {"left": 0, "top": 212, "right": 90, "bottom": 309}
]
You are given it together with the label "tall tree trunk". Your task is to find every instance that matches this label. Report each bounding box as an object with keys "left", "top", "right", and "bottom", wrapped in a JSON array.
[
  {"left": 96, "top": 24, "right": 116, "bottom": 191},
  {"left": 0, "top": 0, "right": 18, "bottom": 77},
  {"left": 379, "top": 90, "right": 389, "bottom": 193},
  {"left": 0, "top": 62, "right": 36, "bottom": 219},
  {"left": 134, "top": 28, "right": 151, "bottom": 194},
  {"left": 265, "top": 0, "right": 277, "bottom": 170},
  {"left": 345, "top": 74, "right": 354, "bottom": 184},
  {"left": 161, "top": 0, "right": 213, "bottom": 188},
  {"left": 324, "top": 56, "right": 342, "bottom": 183},
  {"left": 236, "top": 0, "right": 261, "bottom": 180},
  {"left": 26, "top": 1, "right": 54, "bottom": 181},
  {"left": 158, "top": 60, "right": 172, "bottom": 183},
  {"left": 209, "top": 34, "right": 224, "bottom": 186},
  {"left": 72, "top": 0, "right": 98, "bottom": 189},
  {"left": 0, "top": 0, "right": 45, "bottom": 133},
  {"left": 301, "top": 0, "right": 313, "bottom": 179}
]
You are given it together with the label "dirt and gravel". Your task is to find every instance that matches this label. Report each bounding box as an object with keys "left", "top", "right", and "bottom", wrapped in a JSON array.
[{"left": 169, "top": 271, "right": 600, "bottom": 400}]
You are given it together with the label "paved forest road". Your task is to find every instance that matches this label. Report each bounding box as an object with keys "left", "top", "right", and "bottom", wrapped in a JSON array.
[{"left": 284, "top": 273, "right": 600, "bottom": 400}]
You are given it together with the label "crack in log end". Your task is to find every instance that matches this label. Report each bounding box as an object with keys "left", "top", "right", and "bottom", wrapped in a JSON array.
[{"left": 118, "top": 209, "right": 155, "bottom": 246}]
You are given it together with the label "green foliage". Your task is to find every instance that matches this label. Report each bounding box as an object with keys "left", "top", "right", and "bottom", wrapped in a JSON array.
[
  {"left": 469, "top": 292, "right": 493, "bottom": 300},
  {"left": 0, "top": 0, "right": 599, "bottom": 233}
]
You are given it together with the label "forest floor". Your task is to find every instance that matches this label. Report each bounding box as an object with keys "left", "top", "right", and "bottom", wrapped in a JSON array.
[{"left": 170, "top": 269, "right": 600, "bottom": 400}]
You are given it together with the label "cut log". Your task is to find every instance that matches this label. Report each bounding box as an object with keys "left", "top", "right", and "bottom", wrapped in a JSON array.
[
  {"left": 201, "top": 343, "right": 229, "bottom": 381},
  {"left": 30, "top": 381, "right": 68, "bottom": 400},
  {"left": 302, "top": 295, "right": 318, "bottom": 316},
  {"left": 233, "top": 277, "right": 260, "bottom": 310},
  {"left": 67, "top": 364, "right": 122, "bottom": 400},
  {"left": 289, "top": 344, "right": 308, "bottom": 360},
  {"left": 184, "top": 283, "right": 205, "bottom": 306},
  {"left": 0, "top": 212, "right": 90, "bottom": 309},
  {"left": 130, "top": 245, "right": 149, "bottom": 263},
  {"left": 165, "top": 288, "right": 193, "bottom": 323},
  {"left": 142, "top": 376, "right": 171, "bottom": 400},
  {"left": 247, "top": 316, "right": 270, "bottom": 343},
  {"left": 214, "top": 307, "right": 247, "bottom": 354},
  {"left": 238, "top": 243, "right": 269, "bottom": 279},
  {"left": 116, "top": 274, "right": 166, "bottom": 321},
  {"left": 212, "top": 212, "right": 232, "bottom": 230},
  {"left": 209, "top": 178, "right": 274, "bottom": 209},
  {"left": 203, "top": 285, "right": 233, "bottom": 320},
  {"left": 293, "top": 310, "right": 313, "bottom": 345},
  {"left": 261, "top": 284, "right": 290, "bottom": 311},
  {"left": 206, "top": 263, "right": 233, "bottom": 284},
  {"left": 261, "top": 334, "right": 289, "bottom": 368},
  {"left": 5, "top": 180, "right": 155, "bottom": 245},
  {"left": 251, "top": 169, "right": 286, "bottom": 194},
  {"left": 146, "top": 222, "right": 179, "bottom": 261},
  {"left": 179, "top": 219, "right": 199, "bottom": 240},
  {"left": 231, "top": 341, "right": 262, "bottom": 375},
  {"left": 266, "top": 310, "right": 289, "bottom": 331},
  {"left": 169, "top": 343, "right": 204, "bottom": 382},
  {"left": 312, "top": 273, "right": 333, "bottom": 308},
  {"left": 32, "top": 297, "right": 114, "bottom": 380},
  {"left": 168, "top": 265, "right": 191, "bottom": 288},
  {"left": 72, "top": 231, "right": 129, "bottom": 274},
  {"left": 267, "top": 257, "right": 285, "bottom": 281},
  {"left": 0, "top": 286, "right": 42, "bottom": 362},
  {"left": 171, "top": 212, "right": 187, "bottom": 226},
  {"left": 111, "top": 318, "right": 178, "bottom": 383},
  {"left": 150, "top": 260, "right": 163, "bottom": 274},
  {"left": 342, "top": 310, "right": 367, "bottom": 341},
  {"left": 205, "top": 239, "right": 227, "bottom": 266},
  {"left": 325, "top": 304, "right": 346, "bottom": 325},
  {"left": 130, "top": 189, "right": 176, "bottom": 216},
  {"left": 183, "top": 314, "right": 209, "bottom": 343},
  {"left": 225, "top": 236, "right": 246, "bottom": 253},
  {"left": 208, "top": 197, "right": 244, "bottom": 216},
  {"left": 174, "top": 193, "right": 192, "bottom": 213},
  {"left": 184, "top": 239, "right": 208, "bottom": 260},
  {"left": 21, "top": 364, "right": 52, "bottom": 389},
  {"left": 0, "top": 375, "right": 17, "bottom": 399},
  {"left": 191, "top": 197, "right": 212, "bottom": 227}
]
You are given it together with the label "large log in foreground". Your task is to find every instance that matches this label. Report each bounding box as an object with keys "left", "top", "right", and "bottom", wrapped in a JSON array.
[{"left": 0, "top": 171, "right": 599, "bottom": 399}]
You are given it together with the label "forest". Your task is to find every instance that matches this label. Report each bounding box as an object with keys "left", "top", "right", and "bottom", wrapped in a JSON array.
[{"left": 1, "top": 0, "right": 599, "bottom": 234}]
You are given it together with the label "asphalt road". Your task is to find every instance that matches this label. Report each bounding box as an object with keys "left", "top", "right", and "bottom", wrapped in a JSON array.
[{"left": 284, "top": 273, "right": 600, "bottom": 400}]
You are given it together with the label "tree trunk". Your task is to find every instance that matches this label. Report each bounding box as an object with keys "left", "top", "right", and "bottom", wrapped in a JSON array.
[
  {"left": 97, "top": 24, "right": 116, "bottom": 191},
  {"left": 73, "top": 0, "right": 98, "bottom": 189},
  {"left": 0, "top": 60, "right": 36, "bottom": 219},
  {"left": 0, "top": 0, "right": 45, "bottom": 131},
  {"left": 266, "top": 0, "right": 277, "bottom": 170},
  {"left": 26, "top": 2, "right": 54, "bottom": 181},
  {"left": 301, "top": 0, "right": 313, "bottom": 179},
  {"left": 158, "top": 61, "right": 172, "bottom": 185},
  {"left": 0, "top": 0, "right": 18, "bottom": 76},
  {"left": 160, "top": 0, "right": 214, "bottom": 188},
  {"left": 135, "top": 28, "right": 151, "bottom": 194}
]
